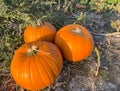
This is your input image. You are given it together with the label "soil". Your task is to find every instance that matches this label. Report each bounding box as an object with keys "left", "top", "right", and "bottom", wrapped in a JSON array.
[
  {"left": 49, "top": 12, "right": 120, "bottom": 91},
  {"left": 49, "top": 33, "right": 120, "bottom": 91}
]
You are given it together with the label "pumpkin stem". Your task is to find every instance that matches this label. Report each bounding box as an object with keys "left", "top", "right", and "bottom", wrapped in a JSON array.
[
  {"left": 27, "top": 45, "right": 50, "bottom": 56},
  {"left": 36, "top": 19, "right": 44, "bottom": 26},
  {"left": 27, "top": 46, "right": 38, "bottom": 56},
  {"left": 72, "top": 27, "right": 83, "bottom": 35}
]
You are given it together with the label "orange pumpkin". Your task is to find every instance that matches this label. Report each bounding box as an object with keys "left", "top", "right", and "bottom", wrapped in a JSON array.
[
  {"left": 24, "top": 22, "right": 56, "bottom": 43},
  {"left": 10, "top": 41, "right": 63, "bottom": 90},
  {"left": 55, "top": 24, "right": 94, "bottom": 62}
]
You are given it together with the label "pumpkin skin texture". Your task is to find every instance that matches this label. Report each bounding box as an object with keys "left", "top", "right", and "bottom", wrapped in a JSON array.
[
  {"left": 55, "top": 24, "right": 94, "bottom": 62},
  {"left": 24, "top": 22, "right": 56, "bottom": 43},
  {"left": 10, "top": 41, "right": 63, "bottom": 90}
]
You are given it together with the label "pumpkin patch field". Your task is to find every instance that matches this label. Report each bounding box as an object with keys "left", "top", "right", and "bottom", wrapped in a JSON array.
[{"left": 0, "top": 0, "right": 120, "bottom": 91}]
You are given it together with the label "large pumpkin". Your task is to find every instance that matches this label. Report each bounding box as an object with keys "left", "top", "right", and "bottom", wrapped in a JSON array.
[
  {"left": 55, "top": 24, "right": 94, "bottom": 62},
  {"left": 24, "top": 22, "right": 56, "bottom": 43},
  {"left": 10, "top": 41, "right": 63, "bottom": 90}
]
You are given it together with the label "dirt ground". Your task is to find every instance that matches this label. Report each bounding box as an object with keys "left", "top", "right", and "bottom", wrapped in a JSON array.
[
  {"left": 48, "top": 13, "right": 120, "bottom": 91},
  {"left": 49, "top": 33, "right": 120, "bottom": 91}
]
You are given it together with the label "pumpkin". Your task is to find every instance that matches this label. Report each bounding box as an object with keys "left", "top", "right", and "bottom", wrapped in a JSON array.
[
  {"left": 55, "top": 24, "right": 94, "bottom": 62},
  {"left": 24, "top": 22, "right": 56, "bottom": 43},
  {"left": 10, "top": 41, "right": 63, "bottom": 90}
]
